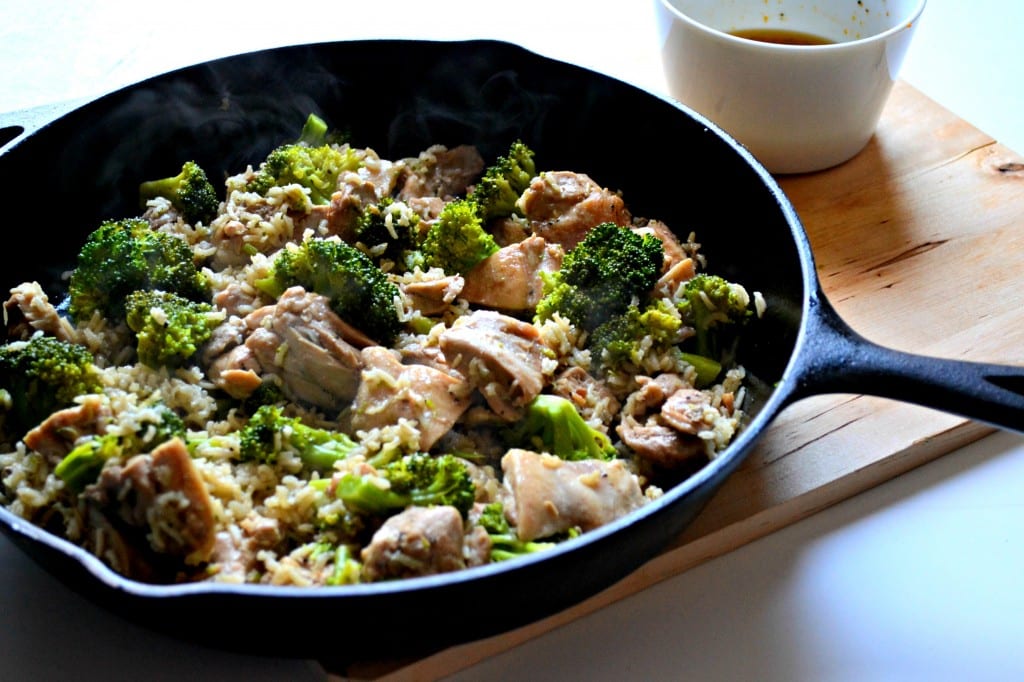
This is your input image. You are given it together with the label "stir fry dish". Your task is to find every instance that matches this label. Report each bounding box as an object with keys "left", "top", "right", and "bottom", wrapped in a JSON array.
[{"left": 0, "top": 115, "right": 761, "bottom": 586}]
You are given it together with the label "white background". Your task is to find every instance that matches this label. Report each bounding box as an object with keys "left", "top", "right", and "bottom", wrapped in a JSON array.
[{"left": 2, "top": 2, "right": 1023, "bottom": 680}]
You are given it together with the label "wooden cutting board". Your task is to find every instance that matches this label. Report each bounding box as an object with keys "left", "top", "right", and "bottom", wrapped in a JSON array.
[{"left": 330, "top": 80, "right": 1024, "bottom": 680}]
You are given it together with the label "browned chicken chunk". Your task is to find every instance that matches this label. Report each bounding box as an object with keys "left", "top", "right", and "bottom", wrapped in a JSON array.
[
  {"left": 206, "top": 287, "right": 365, "bottom": 411},
  {"left": 517, "top": 171, "right": 631, "bottom": 250},
  {"left": 500, "top": 448, "right": 645, "bottom": 541},
  {"left": 399, "top": 274, "right": 465, "bottom": 317},
  {"left": 360, "top": 505, "right": 468, "bottom": 581},
  {"left": 654, "top": 257, "right": 697, "bottom": 299},
  {"left": 350, "top": 346, "right": 471, "bottom": 451},
  {"left": 397, "top": 145, "right": 485, "bottom": 200},
  {"left": 438, "top": 310, "right": 548, "bottom": 421},
  {"left": 551, "top": 366, "right": 621, "bottom": 429},
  {"left": 23, "top": 395, "right": 110, "bottom": 465},
  {"left": 84, "top": 437, "right": 216, "bottom": 580},
  {"left": 460, "top": 236, "right": 564, "bottom": 312},
  {"left": 209, "top": 513, "right": 283, "bottom": 583},
  {"left": 616, "top": 374, "right": 720, "bottom": 467}
]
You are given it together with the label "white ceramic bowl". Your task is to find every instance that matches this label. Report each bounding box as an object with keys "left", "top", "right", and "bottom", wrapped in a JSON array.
[{"left": 655, "top": 0, "right": 927, "bottom": 174}]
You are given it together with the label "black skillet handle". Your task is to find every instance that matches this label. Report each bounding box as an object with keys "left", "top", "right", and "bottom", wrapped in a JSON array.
[
  {"left": 0, "top": 97, "right": 93, "bottom": 154},
  {"left": 788, "top": 290, "right": 1024, "bottom": 434}
]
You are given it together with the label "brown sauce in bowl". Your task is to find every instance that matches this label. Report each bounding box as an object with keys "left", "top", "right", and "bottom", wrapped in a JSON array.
[{"left": 729, "top": 28, "right": 835, "bottom": 46}]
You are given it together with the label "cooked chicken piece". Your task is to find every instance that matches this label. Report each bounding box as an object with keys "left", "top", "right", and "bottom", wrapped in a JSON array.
[
  {"left": 500, "top": 448, "right": 645, "bottom": 541},
  {"left": 350, "top": 346, "right": 471, "bottom": 451},
  {"left": 208, "top": 199, "right": 293, "bottom": 270},
  {"left": 618, "top": 419, "right": 706, "bottom": 469},
  {"left": 22, "top": 395, "right": 110, "bottom": 465},
  {"left": 295, "top": 171, "right": 379, "bottom": 242},
  {"left": 357, "top": 152, "right": 403, "bottom": 196},
  {"left": 211, "top": 281, "right": 263, "bottom": 318},
  {"left": 661, "top": 387, "right": 718, "bottom": 435},
  {"left": 400, "top": 274, "right": 465, "bottom": 316},
  {"left": 206, "top": 344, "right": 263, "bottom": 400},
  {"left": 85, "top": 437, "right": 217, "bottom": 574},
  {"left": 200, "top": 315, "right": 247, "bottom": 364},
  {"left": 405, "top": 196, "right": 445, "bottom": 226},
  {"left": 623, "top": 373, "right": 688, "bottom": 413},
  {"left": 489, "top": 217, "right": 531, "bottom": 247},
  {"left": 3, "top": 281, "right": 76, "bottom": 342},
  {"left": 517, "top": 171, "right": 631, "bottom": 250},
  {"left": 361, "top": 505, "right": 467, "bottom": 581},
  {"left": 201, "top": 314, "right": 265, "bottom": 400},
  {"left": 206, "top": 287, "right": 364, "bottom": 411},
  {"left": 632, "top": 220, "right": 689, "bottom": 272},
  {"left": 616, "top": 374, "right": 717, "bottom": 467},
  {"left": 460, "top": 236, "right": 564, "bottom": 312},
  {"left": 397, "top": 145, "right": 485, "bottom": 201},
  {"left": 246, "top": 289, "right": 365, "bottom": 411},
  {"left": 438, "top": 310, "right": 548, "bottom": 421},
  {"left": 209, "top": 513, "right": 283, "bottom": 583},
  {"left": 551, "top": 366, "right": 620, "bottom": 429},
  {"left": 395, "top": 339, "right": 453, "bottom": 373},
  {"left": 654, "top": 257, "right": 697, "bottom": 298}
]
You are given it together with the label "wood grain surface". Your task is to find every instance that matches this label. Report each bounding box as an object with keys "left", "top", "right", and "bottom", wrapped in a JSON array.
[{"left": 331, "top": 80, "right": 1024, "bottom": 681}]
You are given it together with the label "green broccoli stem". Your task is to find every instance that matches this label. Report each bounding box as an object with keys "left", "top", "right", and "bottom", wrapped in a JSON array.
[
  {"left": 489, "top": 534, "right": 557, "bottom": 562},
  {"left": 679, "top": 352, "right": 723, "bottom": 388},
  {"left": 297, "top": 437, "right": 358, "bottom": 471},
  {"left": 53, "top": 437, "right": 119, "bottom": 493},
  {"left": 327, "top": 544, "right": 362, "bottom": 585},
  {"left": 298, "top": 113, "right": 329, "bottom": 146},
  {"left": 333, "top": 473, "right": 407, "bottom": 515}
]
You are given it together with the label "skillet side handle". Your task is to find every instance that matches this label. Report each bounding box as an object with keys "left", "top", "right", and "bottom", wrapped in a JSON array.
[
  {"left": 0, "top": 97, "right": 95, "bottom": 154},
  {"left": 792, "top": 292, "right": 1024, "bottom": 435}
]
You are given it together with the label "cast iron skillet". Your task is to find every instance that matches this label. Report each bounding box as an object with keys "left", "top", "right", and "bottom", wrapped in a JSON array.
[{"left": 1, "top": 39, "right": 1022, "bottom": 660}]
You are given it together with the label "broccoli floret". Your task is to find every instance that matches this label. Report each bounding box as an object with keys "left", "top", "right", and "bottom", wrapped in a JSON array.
[
  {"left": 239, "top": 404, "right": 358, "bottom": 471},
  {"left": 478, "top": 502, "right": 556, "bottom": 562},
  {"left": 334, "top": 452, "right": 476, "bottom": 518},
  {"left": 246, "top": 114, "right": 361, "bottom": 206},
  {"left": 420, "top": 198, "right": 500, "bottom": 275},
  {"left": 352, "top": 197, "right": 422, "bottom": 268},
  {"left": 534, "top": 222, "right": 663, "bottom": 332},
  {"left": 238, "top": 379, "right": 287, "bottom": 413},
  {"left": 255, "top": 236, "right": 401, "bottom": 345},
  {"left": 139, "top": 160, "right": 220, "bottom": 225},
  {"left": 53, "top": 405, "right": 185, "bottom": 492},
  {"left": 67, "top": 218, "right": 209, "bottom": 323},
  {"left": 532, "top": 271, "right": 592, "bottom": 328},
  {"left": 469, "top": 140, "right": 537, "bottom": 222},
  {"left": 125, "top": 290, "right": 224, "bottom": 369},
  {"left": 0, "top": 335, "right": 103, "bottom": 439},
  {"left": 508, "top": 394, "right": 616, "bottom": 462},
  {"left": 678, "top": 274, "right": 753, "bottom": 362},
  {"left": 588, "top": 298, "right": 682, "bottom": 370},
  {"left": 587, "top": 298, "right": 724, "bottom": 387}
]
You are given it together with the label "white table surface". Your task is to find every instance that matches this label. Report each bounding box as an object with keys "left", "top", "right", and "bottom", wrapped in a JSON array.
[{"left": 2, "top": 2, "right": 1023, "bottom": 680}]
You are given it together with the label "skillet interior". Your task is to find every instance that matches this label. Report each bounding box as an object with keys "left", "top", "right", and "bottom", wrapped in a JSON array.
[{"left": 0, "top": 39, "right": 809, "bottom": 658}]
